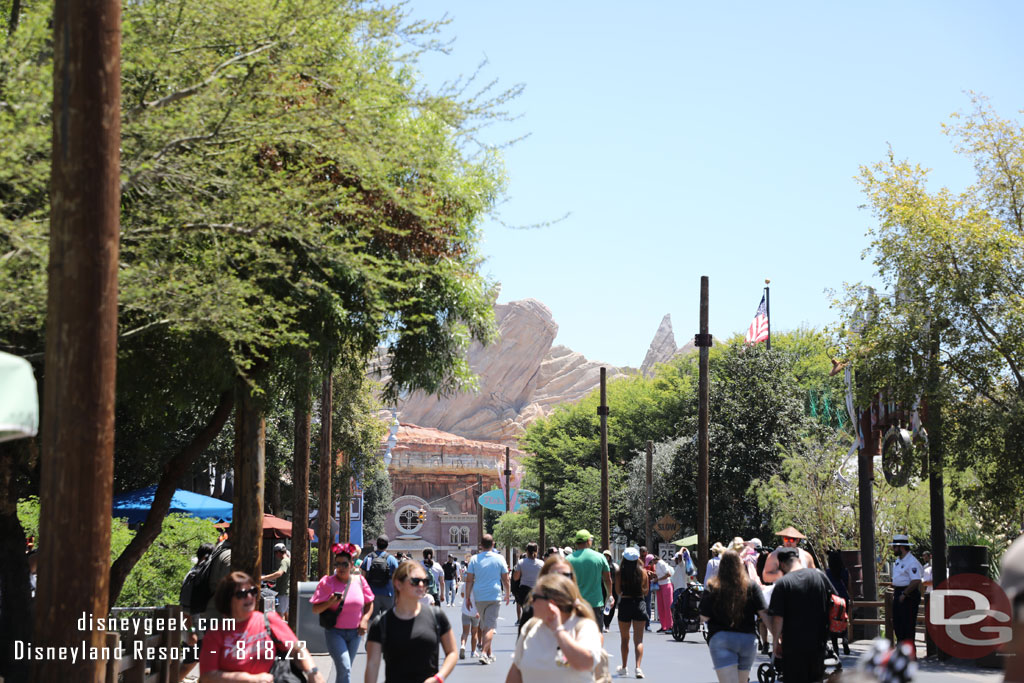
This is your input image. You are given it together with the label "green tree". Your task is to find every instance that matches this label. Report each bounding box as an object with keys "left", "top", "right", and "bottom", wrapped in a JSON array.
[
  {"left": 1, "top": 0, "right": 515, "bottom": 606},
  {"left": 834, "top": 93, "right": 1024, "bottom": 538},
  {"left": 493, "top": 512, "right": 539, "bottom": 552}
]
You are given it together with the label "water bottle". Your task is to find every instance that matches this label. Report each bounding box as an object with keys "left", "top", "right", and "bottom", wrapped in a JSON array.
[{"left": 603, "top": 602, "right": 613, "bottom": 616}]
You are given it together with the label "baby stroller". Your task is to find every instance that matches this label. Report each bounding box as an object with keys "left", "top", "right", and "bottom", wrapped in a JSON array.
[
  {"left": 756, "top": 641, "right": 842, "bottom": 682},
  {"left": 670, "top": 581, "right": 709, "bottom": 642}
]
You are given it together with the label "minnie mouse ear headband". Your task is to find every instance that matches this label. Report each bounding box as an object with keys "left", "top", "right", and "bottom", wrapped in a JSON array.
[{"left": 332, "top": 542, "right": 358, "bottom": 556}]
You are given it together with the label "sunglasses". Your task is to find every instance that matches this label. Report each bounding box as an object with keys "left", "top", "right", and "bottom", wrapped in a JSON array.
[
  {"left": 407, "top": 577, "right": 429, "bottom": 586},
  {"left": 335, "top": 561, "right": 351, "bottom": 568},
  {"left": 531, "top": 592, "right": 553, "bottom": 602},
  {"left": 557, "top": 571, "right": 573, "bottom": 579},
  {"left": 234, "top": 587, "right": 259, "bottom": 599}
]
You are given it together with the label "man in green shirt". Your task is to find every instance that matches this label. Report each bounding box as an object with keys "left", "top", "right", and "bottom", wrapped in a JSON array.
[
  {"left": 261, "top": 542, "right": 291, "bottom": 620},
  {"left": 566, "top": 529, "right": 613, "bottom": 622}
]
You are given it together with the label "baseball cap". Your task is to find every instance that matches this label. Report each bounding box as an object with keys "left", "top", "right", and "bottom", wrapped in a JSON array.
[
  {"left": 890, "top": 534, "right": 911, "bottom": 546},
  {"left": 1000, "top": 535, "right": 1024, "bottom": 610},
  {"left": 747, "top": 537, "right": 763, "bottom": 550},
  {"left": 273, "top": 542, "right": 287, "bottom": 552},
  {"left": 623, "top": 547, "right": 640, "bottom": 561},
  {"left": 574, "top": 529, "right": 593, "bottom": 543}
]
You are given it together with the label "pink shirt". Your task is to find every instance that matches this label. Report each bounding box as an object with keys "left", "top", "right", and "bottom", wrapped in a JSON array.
[{"left": 310, "top": 574, "right": 374, "bottom": 629}]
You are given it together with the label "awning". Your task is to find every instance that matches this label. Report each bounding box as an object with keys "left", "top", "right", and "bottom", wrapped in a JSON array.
[
  {"left": 113, "top": 486, "right": 233, "bottom": 524},
  {"left": 0, "top": 351, "right": 38, "bottom": 443}
]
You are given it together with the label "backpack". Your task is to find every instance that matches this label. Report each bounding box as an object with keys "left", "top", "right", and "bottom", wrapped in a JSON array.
[
  {"left": 828, "top": 593, "right": 849, "bottom": 634},
  {"left": 179, "top": 559, "right": 209, "bottom": 613},
  {"left": 366, "top": 551, "right": 392, "bottom": 589},
  {"left": 180, "top": 543, "right": 226, "bottom": 613},
  {"left": 423, "top": 562, "right": 439, "bottom": 599}
]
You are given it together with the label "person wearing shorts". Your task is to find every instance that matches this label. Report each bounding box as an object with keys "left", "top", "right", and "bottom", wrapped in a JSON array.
[
  {"left": 700, "top": 549, "right": 769, "bottom": 683},
  {"left": 614, "top": 547, "right": 650, "bottom": 678},
  {"left": 459, "top": 584, "right": 480, "bottom": 659},
  {"left": 463, "top": 534, "right": 509, "bottom": 665}
]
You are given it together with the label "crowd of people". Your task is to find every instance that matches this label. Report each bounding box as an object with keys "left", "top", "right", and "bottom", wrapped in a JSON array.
[{"left": 177, "top": 525, "right": 1024, "bottom": 683}]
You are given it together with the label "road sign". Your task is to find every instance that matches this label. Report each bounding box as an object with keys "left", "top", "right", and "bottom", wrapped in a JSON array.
[
  {"left": 655, "top": 515, "right": 680, "bottom": 542},
  {"left": 658, "top": 543, "right": 675, "bottom": 562}
]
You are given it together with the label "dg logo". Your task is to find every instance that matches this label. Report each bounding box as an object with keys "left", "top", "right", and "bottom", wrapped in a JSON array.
[{"left": 926, "top": 572, "right": 1012, "bottom": 659}]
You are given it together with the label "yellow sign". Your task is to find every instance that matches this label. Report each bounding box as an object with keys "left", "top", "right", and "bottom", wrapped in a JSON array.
[{"left": 655, "top": 515, "right": 680, "bottom": 542}]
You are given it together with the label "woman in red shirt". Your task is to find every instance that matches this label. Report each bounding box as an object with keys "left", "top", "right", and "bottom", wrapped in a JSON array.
[{"left": 199, "top": 571, "right": 324, "bottom": 683}]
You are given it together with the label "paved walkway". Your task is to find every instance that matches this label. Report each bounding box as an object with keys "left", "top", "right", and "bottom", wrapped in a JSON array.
[{"left": 183, "top": 602, "right": 1005, "bottom": 682}]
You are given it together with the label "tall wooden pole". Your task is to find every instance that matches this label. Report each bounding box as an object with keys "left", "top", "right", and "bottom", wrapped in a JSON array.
[
  {"left": 599, "top": 368, "right": 610, "bottom": 551},
  {"left": 476, "top": 474, "right": 484, "bottom": 545},
  {"left": 504, "top": 446, "right": 511, "bottom": 564},
  {"left": 538, "top": 481, "right": 546, "bottom": 551},
  {"left": 695, "top": 276, "right": 711, "bottom": 581},
  {"left": 290, "top": 352, "right": 312, "bottom": 630},
  {"left": 317, "top": 361, "right": 333, "bottom": 578},
  {"left": 857, "top": 405, "right": 879, "bottom": 637},
  {"left": 33, "top": 0, "right": 120, "bottom": 678},
  {"left": 926, "top": 329, "right": 947, "bottom": 656},
  {"left": 645, "top": 440, "right": 654, "bottom": 551},
  {"left": 233, "top": 378, "right": 266, "bottom": 582}
]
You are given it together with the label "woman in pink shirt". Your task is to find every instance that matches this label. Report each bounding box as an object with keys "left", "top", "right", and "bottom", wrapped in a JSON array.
[{"left": 311, "top": 543, "right": 375, "bottom": 683}]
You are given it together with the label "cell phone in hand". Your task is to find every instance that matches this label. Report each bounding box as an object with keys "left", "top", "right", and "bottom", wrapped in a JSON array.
[{"left": 333, "top": 592, "right": 343, "bottom": 598}]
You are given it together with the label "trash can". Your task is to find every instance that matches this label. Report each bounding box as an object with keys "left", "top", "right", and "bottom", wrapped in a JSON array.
[{"left": 295, "top": 581, "right": 327, "bottom": 653}]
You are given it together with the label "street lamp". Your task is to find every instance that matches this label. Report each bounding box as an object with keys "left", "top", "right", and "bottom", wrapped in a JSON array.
[{"left": 384, "top": 409, "right": 399, "bottom": 466}]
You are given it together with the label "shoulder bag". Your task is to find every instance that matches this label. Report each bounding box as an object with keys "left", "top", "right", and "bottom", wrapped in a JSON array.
[{"left": 263, "top": 613, "right": 307, "bottom": 683}]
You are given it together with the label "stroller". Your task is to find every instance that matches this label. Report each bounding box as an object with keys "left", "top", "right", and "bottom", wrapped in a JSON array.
[
  {"left": 756, "top": 641, "right": 843, "bottom": 682},
  {"left": 670, "top": 581, "right": 709, "bottom": 642}
]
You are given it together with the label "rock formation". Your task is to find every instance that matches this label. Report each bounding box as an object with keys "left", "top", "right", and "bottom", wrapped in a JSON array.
[
  {"left": 394, "top": 299, "right": 621, "bottom": 444},
  {"left": 640, "top": 314, "right": 678, "bottom": 376}
]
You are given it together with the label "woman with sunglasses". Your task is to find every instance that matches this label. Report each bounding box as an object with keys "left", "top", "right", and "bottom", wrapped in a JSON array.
[
  {"left": 310, "top": 543, "right": 374, "bottom": 683},
  {"left": 199, "top": 571, "right": 324, "bottom": 683},
  {"left": 614, "top": 547, "right": 650, "bottom": 678},
  {"left": 365, "top": 560, "right": 458, "bottom": 683},
  {"left": 506, "top": 573, "right": 602, "bottom": 683}
]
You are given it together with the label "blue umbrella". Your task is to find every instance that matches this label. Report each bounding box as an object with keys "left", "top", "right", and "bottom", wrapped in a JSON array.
[{"left": 112, "top": 486, "right": 233, "bottom": 524}]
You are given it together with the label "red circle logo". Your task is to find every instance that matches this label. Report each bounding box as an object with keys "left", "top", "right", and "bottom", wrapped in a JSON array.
[{"left": 925, "top": 572, "right": 1012, "bottom": 659}]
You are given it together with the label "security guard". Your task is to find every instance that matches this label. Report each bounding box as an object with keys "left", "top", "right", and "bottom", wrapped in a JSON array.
[{"left": 891, "top": 534, "right": 923, "bottom": 645}]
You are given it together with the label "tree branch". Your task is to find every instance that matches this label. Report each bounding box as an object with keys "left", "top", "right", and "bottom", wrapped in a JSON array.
[
  {"left": 126, "top": 41, "right": 278, "bottom": 119},
  {"left": 108, "top": 390, "right": 234, "bottom": 606}
]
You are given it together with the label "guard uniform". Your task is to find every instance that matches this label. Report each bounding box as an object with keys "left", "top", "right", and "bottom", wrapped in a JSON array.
[{"left": 892, "top": 551, "right": 923, "bottom": 643}]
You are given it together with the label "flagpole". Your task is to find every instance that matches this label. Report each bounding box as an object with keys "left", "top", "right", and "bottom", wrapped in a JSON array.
[{"left": 764, "top": 279, "right": 771, "bottom": 351}]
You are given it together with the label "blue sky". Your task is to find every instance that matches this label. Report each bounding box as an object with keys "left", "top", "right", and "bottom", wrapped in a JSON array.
[{"left": 411, "top": 2, "right": 1024, "bottom": 367}]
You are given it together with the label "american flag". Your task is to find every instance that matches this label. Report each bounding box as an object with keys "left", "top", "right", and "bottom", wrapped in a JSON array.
[{"left": 745, "top": 295, "right": 769, "bottom": 345}]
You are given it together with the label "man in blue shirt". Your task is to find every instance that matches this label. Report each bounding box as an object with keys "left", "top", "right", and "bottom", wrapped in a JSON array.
[
  {"left": 364, "top": 535, "right": 399, "bottom": 620},
  {"left": 464, "top": 534, "right": 509, "bottom": 665}
]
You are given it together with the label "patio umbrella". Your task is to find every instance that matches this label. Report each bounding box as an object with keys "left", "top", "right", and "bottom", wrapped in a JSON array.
[
  {"left": 0, "top": 351, "right": 38, "bottom": 443},
  {"left": 113, "top": 486, "right": 233, "bottom": 524},
  {"left": 215, "top": 513, "right": 314, "bottom": 541},
  {"left": 671, "top": 534, "right": 699, "bottom": 547}
]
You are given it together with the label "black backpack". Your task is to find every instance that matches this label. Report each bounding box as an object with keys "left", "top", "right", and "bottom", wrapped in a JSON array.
[
  {"left": 181, "top": 544, "right": 227, "bottom": 613},
  {"left": 423, "top": 561, "right": 439, "bottom": 599},
  {"left": 366, "top": 551, "right": 392, "bottom": 589}
]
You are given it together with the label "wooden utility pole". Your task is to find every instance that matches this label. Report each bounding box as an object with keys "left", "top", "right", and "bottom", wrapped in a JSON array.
[
  {"left": 317, "top": 363, "right": 333, "bottom": 577},
  {"left": 538, "top": 481, "right": 546, "bottom": 551},
  {"left": 857, "top": 405, "right": 879, "bottom": 637},
  {"left": 695, "top": 276, "right": 711, "bottom": 581},
  {"left": 598, "top": 368, "right": 610, "bottom": 550},
  {"left": 233, "top": 378, "right": 266, "bottom": 582},
  {"left": 476, "top": 474, "right": 484, "bottom": 545},
  {"left": 504, "top": 446, "right": 511, "bottom": 564},
  {"left": 33, "top": 0, "right": 121, "bottom": 678},
  {"left": 926, "top": 330, "right": 947, "bottom": 656},
  {"left": 645, "top": 440, "right": 654, "bottom": 551},
  {"left": 290, "top": 353, "right": 312, "bottom": 630}
]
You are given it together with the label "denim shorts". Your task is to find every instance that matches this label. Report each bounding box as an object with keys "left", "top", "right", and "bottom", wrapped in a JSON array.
[{"left": 708, "top": 631, "right": 757, "bottom": 671}]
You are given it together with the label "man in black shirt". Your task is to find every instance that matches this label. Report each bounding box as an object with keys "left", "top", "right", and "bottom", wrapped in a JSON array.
[{"left": 767, "top": 548, "right": 834, "bottom": 683}]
